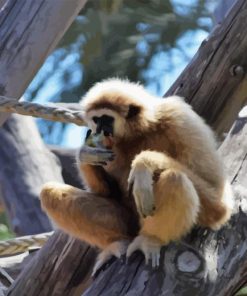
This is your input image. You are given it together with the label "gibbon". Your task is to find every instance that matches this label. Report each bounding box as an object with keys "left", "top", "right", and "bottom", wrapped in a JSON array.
[{"left": 40, "top": 79, "right": 233, "bottom": 274}]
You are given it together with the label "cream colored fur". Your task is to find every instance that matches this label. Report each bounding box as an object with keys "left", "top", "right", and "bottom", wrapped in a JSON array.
[{"left": 41, "top": 78, "right": 234, "bottom": 269}]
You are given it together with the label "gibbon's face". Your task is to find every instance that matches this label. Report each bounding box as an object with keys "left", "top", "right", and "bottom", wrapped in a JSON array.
[{"left": 85, "top": 108, "right": 127, "bottom": 139}]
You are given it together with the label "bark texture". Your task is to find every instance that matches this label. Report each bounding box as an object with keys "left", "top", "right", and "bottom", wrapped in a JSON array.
[
  {"left": 0, "top": 0, "right": 87, "bottom": 126},
  {"left": 165, "top": 0, "right": 247, "bottom": 136},
  {"left": 0, "top": 115, "right": 63, "bottom": 234}
]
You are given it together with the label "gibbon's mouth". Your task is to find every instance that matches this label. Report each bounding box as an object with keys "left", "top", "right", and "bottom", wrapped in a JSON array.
[{"left": 101, "top": 126, "right": 113, "bottom": 137}]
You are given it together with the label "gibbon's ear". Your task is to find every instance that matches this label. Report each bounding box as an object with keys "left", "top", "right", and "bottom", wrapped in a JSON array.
[{"left": 126, "top": 104, "right": 141, "bottom": 119}]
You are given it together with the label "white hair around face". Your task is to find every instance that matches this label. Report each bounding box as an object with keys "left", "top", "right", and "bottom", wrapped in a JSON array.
[{"left": 85, "top": 108, "right": 126, "bottom": 137}]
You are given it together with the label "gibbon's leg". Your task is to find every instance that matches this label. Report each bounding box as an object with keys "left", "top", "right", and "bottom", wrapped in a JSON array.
[
  {"left": 127, "top": 151, "right": 200, "bottom": 267},
  {"left": 40, "top": 182, "right": 134, "bottom": 274}
]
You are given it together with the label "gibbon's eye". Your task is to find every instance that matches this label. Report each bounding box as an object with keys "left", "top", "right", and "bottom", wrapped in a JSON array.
[
  {"left": 92, "top": 116, "right": 99, "bottom": 124},
  {"left": 126, "top": 104, "right": 140, "bottom": 119}
]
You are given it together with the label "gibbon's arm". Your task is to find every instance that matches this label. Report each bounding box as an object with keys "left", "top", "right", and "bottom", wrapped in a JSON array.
[
  {"left": 79, "top": 163, "right": 111, "bottom": 196},
  {"left": 79, "top": 163, "right": 121, "bottom": 198},
  {"left": 78, "top": 134, "right": 120, "bottom": 197}
]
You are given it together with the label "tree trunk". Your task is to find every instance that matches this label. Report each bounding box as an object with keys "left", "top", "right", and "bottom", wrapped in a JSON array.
[
  {"left": 7, "top": 231, "right": 96, "bottom": 296},
  {"left": 165, "top": 0, "right": 247, "bottom": 136},
  {"left": 6, "top": 0, "right": 247, "bottom": 295},
  {"left": 0, "top": 0, "right": 87, "bottom": 127},
  {"left": 0, "top": 115, "right": 63, "bottom": 234}
]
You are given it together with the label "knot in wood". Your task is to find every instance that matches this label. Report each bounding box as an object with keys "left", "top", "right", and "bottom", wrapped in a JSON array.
[
  {"left": 177, "top": 251, "right": 201, "bottom": 273},
  {"left": 230, "top": 65, "right": 245, "bottom": 78}
]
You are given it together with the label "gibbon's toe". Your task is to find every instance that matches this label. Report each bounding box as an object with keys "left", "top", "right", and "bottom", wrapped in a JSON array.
[
  {"left": 126, "top": 235, "right": 162, "bottom": 268},
  {"left": 92, "top": 240, "right": 130, "bottom": 277}
]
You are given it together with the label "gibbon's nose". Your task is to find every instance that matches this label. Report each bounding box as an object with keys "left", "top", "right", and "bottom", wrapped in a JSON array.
[{"left": 95, "top": 115, "right": 114, "bottom": 136}]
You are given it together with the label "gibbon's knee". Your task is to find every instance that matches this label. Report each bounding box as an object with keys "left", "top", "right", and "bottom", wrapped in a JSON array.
[
  {"left": 141, "top": 169, "right": 200, "bottom": 244},
  {"left": 40, "top": 182, "right": 133, "bottom": 248}
]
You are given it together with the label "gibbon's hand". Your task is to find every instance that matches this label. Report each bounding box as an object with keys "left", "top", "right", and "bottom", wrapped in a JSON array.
[
  {"left": 128, "top": 166, "right": 155, "bottom": 218},
  {"left": 78, "top": 145, "right": 115, "bottom": 166}
]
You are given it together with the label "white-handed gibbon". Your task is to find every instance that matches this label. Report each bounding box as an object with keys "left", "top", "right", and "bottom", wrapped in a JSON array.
[{"left": 40, "top": 78, "right": 233, "bottom": 274}]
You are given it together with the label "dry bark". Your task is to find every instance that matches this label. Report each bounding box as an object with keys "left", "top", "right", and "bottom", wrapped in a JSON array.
[
  {"left": 0, "top": 115, "right": 63, "bottom": 234},
  {"left": 165, "top": 0, "right": 247, "bottom": 136}
]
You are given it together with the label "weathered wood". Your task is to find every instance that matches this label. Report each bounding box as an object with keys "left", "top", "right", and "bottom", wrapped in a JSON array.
[
  {"left": 0, "top": 115, "right": 63, "bottom": 234},
  {"left": 0, "top": 251, "right": 36, "bottom": 280},
  {"left": 165, "top": 0, "right": 247, "bottom": 136},
  {"left": 0, "top": 0, "right": 87, "bottom": 127},
  {"left": 7, "top": 231, "right": 96, "bottom": 296}
]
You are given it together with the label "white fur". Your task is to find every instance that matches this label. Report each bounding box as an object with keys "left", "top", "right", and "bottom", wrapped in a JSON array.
[{"left": 81, "top": 78, "right": 160, "bottom": 110}]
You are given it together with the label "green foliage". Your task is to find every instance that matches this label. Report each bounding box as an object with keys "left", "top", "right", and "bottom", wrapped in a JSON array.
[
  {"left": 0, "top": 213, "right": 14, "bottom": 240},
  {"left": 235, "top": 287, "right": 247, "bottom": 296}
]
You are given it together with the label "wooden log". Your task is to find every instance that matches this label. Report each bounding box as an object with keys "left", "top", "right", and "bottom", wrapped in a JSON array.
[
  {"left": 7, "top": 231, "right": 96, "bottom": 296},
  {"left": 0, "top": 0, "right": 87, "bottom": 127},
  {"left": 82, "top": 114, "right": 247, "bottom": 296},
  {"left": 0, "top": 115, "right": 64, "bottom": 234},
  {"left": 0, "top": 251, "right": 36, "bottom": 280},
  {"left": 165, "top": 0, "right": 247, "bottom": 136}
]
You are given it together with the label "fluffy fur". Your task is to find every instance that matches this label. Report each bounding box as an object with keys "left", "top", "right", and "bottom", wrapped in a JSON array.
[{"left": 41, "top": 78, "right": 233, "bottom": 270}]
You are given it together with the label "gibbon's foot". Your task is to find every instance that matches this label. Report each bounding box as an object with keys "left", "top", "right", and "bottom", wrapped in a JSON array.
[
  {"left": 126, "top": 235, "right": 162, "bottom": 268},
  {"left": 128, "top": 165, "right": 155, "bottom": 218},
  {"left": 92, "top": 240, "right": 130, "bottom": 277},
  {"left": 78, "top": 145, "right": 115, "bottom": 166}
]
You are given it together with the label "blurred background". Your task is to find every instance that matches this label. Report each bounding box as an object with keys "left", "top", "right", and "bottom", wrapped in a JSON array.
[{"left": 23, "top": 0, "right": 218, "bottom": 148}]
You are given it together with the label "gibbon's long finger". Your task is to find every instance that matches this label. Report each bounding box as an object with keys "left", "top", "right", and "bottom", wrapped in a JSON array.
[
  {"left": 150, "top": 248, "right": 160, "bottom": 269},
  {"left": 126, "top": 235, "right": 162, "bottom": 268},
  {"left": 92, "top": 240, "right": 129, "bottom": 277},
  {"left": 126, "top": 238, "right": 140, "bottom": 259},
  {"left": 92, "top": 251, "right": 112, "bottom": 277},
  {"left": 132, "top": 169, "right": 155, "bottom": 217},
  {"left": 78, "top": 146, "right": 115, "bottom": 164}
]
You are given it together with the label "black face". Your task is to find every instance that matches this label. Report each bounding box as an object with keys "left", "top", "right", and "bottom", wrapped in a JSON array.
[{"left": 92, "top": 115, "right": 114, "bottom": 136}]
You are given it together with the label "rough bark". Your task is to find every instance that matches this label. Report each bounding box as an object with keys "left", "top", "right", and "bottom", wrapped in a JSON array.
[
  {"left": 0, "top": 0, "right": 87, "bottom": 127},
  {"left": 7, "top": 231, "right": 96, "bottom": 296},
  {"left": 0, "top": 115, "right": 64, "bottom": 234},
  {"left": 164, "top": 0, "right": 247, "bottom": 136},
  {"left": 0, "top": 251, "right": 36, "bottom": 280},
  {"left": 82, "top": 115, "right": 247, "bottom": 296}
]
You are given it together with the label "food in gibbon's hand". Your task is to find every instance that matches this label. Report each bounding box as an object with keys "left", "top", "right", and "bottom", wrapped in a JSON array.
[{"left": 41, "top": 78, "right": 233, "bottom": 275}]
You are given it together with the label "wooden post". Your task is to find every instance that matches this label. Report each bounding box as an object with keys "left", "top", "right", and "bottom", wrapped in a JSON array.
[
  {"left": 0, "top": 0, "right": 87, "bottom": 126},
  {"left": 165, "top": 0, "right": 247, "bottom": 136}
]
